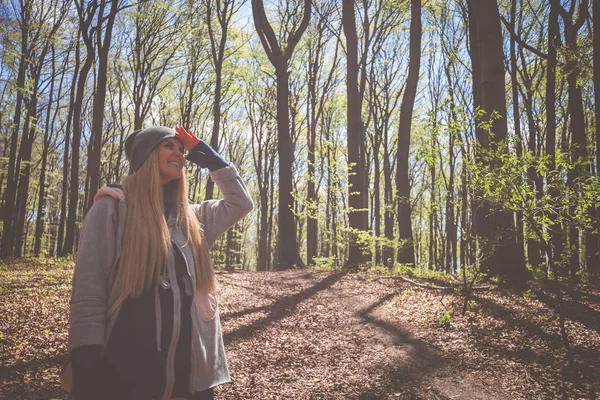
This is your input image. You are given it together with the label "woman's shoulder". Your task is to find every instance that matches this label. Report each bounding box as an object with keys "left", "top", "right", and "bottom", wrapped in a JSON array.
[{"left": 85, "top": 196, "right": 122, "bottom": 223}]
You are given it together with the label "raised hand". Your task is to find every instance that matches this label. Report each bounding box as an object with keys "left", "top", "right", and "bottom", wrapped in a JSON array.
[
  {"left": 173, "top": 126, "right": 229, "bottom": 171},
  {"left": 175, "top": 125, "right": 200, "bottom": 152}
]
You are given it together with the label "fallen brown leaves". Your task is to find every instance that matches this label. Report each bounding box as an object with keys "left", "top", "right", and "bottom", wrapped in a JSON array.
[
  {"left": 1, "top": 260, "right": 598, "bottom": 399},
  {"left": 0, "top": 259, "right": 72, "bottom": 400}
]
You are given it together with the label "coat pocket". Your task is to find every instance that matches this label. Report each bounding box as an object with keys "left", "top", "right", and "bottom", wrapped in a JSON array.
[{"left": 195, "top": 292, "right": 218, "bottom": 322}]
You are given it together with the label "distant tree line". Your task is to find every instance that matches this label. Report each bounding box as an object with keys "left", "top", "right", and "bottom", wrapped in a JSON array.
[{"left": 0, "top": 0, "right": 598, "bottom": 285}]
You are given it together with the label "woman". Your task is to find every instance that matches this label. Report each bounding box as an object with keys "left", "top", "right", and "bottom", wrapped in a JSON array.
[{"left": 67, "top": 126, "right": 253, "bottom": 400}]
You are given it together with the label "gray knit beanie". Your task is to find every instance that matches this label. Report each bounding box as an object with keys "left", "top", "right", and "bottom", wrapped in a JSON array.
[{"left": 125, "top": 126, "right": 179, "bottom": 172}]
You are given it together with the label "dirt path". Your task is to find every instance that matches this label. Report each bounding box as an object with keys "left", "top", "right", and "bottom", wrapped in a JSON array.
[
  {"left": 216, "top": 270, "right": 504, "bottom": 399},
  {"left": 2, "top": 263, "right": 596, "bottom": 399}
]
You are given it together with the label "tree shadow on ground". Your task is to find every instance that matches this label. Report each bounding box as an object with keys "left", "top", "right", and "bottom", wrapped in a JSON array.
[
  {"left": 533, "top": 286, "right": 600, "bottom": 333},
  {"left": 469, "top": 294, "right": 599, "bottom": 398},
  {"left": 0, "top": 352, "right": 65, "bottom": 400},
  {"left": 218, "top": 280, "right": 282, "bottom": 301},
  {"left": 222, "top": 272, "right": 344, "bottom": 344},
  {"left": 352, "top": 293, "right": 448, "bottom": 399}
]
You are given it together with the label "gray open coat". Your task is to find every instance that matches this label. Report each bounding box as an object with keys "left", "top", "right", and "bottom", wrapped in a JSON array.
[{"left": 68, "top": 164, "right": 253, "bottom": 398}]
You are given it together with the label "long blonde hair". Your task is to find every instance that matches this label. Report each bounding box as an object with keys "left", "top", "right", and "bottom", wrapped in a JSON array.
[{"left": 119, "top": 150, "right": 216, "bottom": 298}]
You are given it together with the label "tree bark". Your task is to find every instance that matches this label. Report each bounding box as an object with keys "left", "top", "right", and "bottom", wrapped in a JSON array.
[
  {"left": 251, "top": 0, "right": 311, "bottom": 270},
  {"left": 62, "top": 10, "right": 96, "bottom": 255},
  {"left": 86, "top": 0, "right": 119, "bottom": 213},
  {"left": 545, "top": 0, "right": 563, "bottom": 273},
  {"left": 466, "top": 0, "right": 527, "bottom": 282},
  {"left": 343, "top": 0, "right": 369, "bottom": 269},
  {"left": 550, "top": 0, "right": 589, "bottom": 279},
  {"left": 591, "top": 0, "right": 600, "bottom": 276},
  {"left": 1, "top": 2, "right": 30, "bottom": 257},
  {"left": 34, "top": 46, "right": 58, "bottom": 256},
  {"left": 395, "top": 0, "right": 421, "bottom": 267},
  {"left": 58, "top": 36, "right": 80, "bottom": 255},
  {"left": 507, "top": 0, "right": 529, "bottom": 270},
  {"left": 204, "top": 0, "right": 239, "bottom": 200}
]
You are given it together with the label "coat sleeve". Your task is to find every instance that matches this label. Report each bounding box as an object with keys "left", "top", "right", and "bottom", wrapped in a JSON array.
[
  {"left": 68, "top": 197, "right": 119, "bottom": 351},
  {"left": 191, "top": 163, "right": 254, "bottom": 248}
]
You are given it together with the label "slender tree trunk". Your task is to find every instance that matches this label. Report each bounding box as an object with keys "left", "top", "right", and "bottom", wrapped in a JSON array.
[
  {"left": 460, "top": 157, "right": 469, "bottom": 270},
  {"left": 508, "top": 0, "right": 529, "bottom": 270},
  {"left": 383, "top": 124, "right": 394, "bottom": 268},
  {"left": 429, "top": 149, "right": 436, "bottom": 269},
  {"left": 395, "top": 0, "right": 421, "bottom": 267},
  {"left": 34, "top": 48, "right": 58, "bottom": 256},
  {"left": 307, "top": 50, "right": 318, "bottom": 265},
  {"left": 86, "top": 0, "right": 118, "bottom": 213},
  {"left": 205, "top": 0, "right": 234, "bottom": 200},
  {"left": 545, "top": 1, "right": 563, "bottom": 273},
  {"left": 553, "top": 0, "right": 589, "bottom": 279},
  {"left": 251, "top": 0, "right": 310, "bottom": 270},
  {"left": 58, "top": 38, "right": 80, "bottom": 255},
  {"left": 591, "top": 0, "right": 600, "bottom": 276},
  {"left": 1, "top": 16, "right": 29, "bottom": 257},
  {"left": 62, "top": 38, "right": 95, "bottom": 255},
  {"left": 446, "top": 101, "right": 457, "bottom": 273},
  {"left": 205, "top": 66, "right": 222, "bottom": 201},
  {"left": 267, "top": 152, "right": 276, "bottom": 270},
  {"left": 257, "top": 187, "right": 269, "bottom": 271},
  {"left": 274, "top": 66, "right": 304, "bottom": 268},
  {"left": 373, "top": 139, "right": 381, "bottom": 265},
  {"left": 15, "top": 52, "right": 50, "bottom": 258},
  {"left": 343, "top": 0, "right": 368, "bottom": 269}
]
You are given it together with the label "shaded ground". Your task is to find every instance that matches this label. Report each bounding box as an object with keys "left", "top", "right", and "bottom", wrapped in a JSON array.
[{"left": 0, "top": 260, "right": 598, "bottom": 399}]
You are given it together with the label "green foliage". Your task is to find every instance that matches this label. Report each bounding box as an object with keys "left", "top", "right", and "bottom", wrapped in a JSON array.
[
  {"left": 312, "top": 256, "right": 342, "bottom": 272},
  {"left": 468, "top": 137, "right": 600, "bottom": 278},
  {"left": 435, "top": 309, "right": 453, "bottom": 329},
  {"left": 522, "top": 289, "right": 536, "bottom": 302}
]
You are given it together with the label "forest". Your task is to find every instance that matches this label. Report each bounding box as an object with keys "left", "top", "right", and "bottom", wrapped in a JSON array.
[
  {"left": 1, "top": 0, "right": 599, "bottom": 280},
  {"left": 0, "top": 0, "right": 599, "bottom": 398}
]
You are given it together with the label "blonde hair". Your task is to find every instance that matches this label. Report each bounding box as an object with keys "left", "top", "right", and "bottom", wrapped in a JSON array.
[{"left": 119, "top": 150, "right": 216, "bottom": 298}]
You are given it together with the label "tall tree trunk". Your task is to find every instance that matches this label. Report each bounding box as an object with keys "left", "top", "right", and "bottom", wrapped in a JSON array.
[
  {"left": 553, "top": 0, "right": 589, "bottom": 279},
  {"left": 307, "top": 46, "right": 318, "bottom": 266},
  {"left": 58, "top": 37, "right": 80, "bottom": 255},
  {"left": 306, "top": 16, "right": 339, "bottom": 266},
  {"left": 1, "top": 7, "right": 29, "bottom": 258},
  {"left": 257, "top": 188, "right": 269, "bottom": 271},
  {"left": 591, "top": 0, "right": 600, "bottom": 276},
  {"left": 307, "top": 87, "right": 318, "bottom": 266},
  {"left": 395, "top": 0, "right": 421, "bottom": 267},
  {"left": 508, "top": 0, "right": 529, "bottom": 270},
  {"left": 428, "top": 145, "right": 436, "bottom": 269},
  {"left": 14, "top": 101, "right": 37, "bottom": 257},
  {"left": 205, "top": 66, "right": 222, "bottom": 201},
  {"left": 34, "top": 47, "right": 58, "bottom": 256},
  {"left": 383, "top": 122, "right": 394, "bottom": 268},
  {"left": 545, "top": 1, "right": 563, "bottom": 273},
  {"left": 251, "top": 0, "right": 311, "bottom": 270},
  {"left": 466, "top": 0, "right": 527, "bottom": 282},
  {"left": 204, "top": 0, "right": 237, "bottom": 200},
  {"left": 343, "top": 0, "right": 368, "bottom": 269},
  {"left": 62, "top": 36, "right": 95, "bottom": 255},
  {"left": 445, "top": 80, "right": 457, "bottom": 273},
  {"left": 274, "top": 66, "right": 304, "bottom": 268},
  {"left": 267, "top": 152, "right": 276, "bottom": 270},
  {"left": 373, "top": 137, "right": 381, "bottom": 265},
  {"left": 15, "top": 31, "right": 60, "bottom": 257},
  {"left": 516, "top": 45, "right": 545, "bottom": 270},
  {"left": 86, "top": 0, "right": 119, "bottom": 213}
]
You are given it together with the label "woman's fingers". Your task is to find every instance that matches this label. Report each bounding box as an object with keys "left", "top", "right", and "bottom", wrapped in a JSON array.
[
  {"left": 94, "top": 186, "right": 125, "bottom": 204},
  {"left": 174, "top": 125, "right": 200, "bottom": 151}
]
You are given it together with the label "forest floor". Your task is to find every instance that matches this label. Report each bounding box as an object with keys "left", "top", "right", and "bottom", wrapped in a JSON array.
[{"left": 0, "top": 260, "right": 598, "bottom": 400}]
